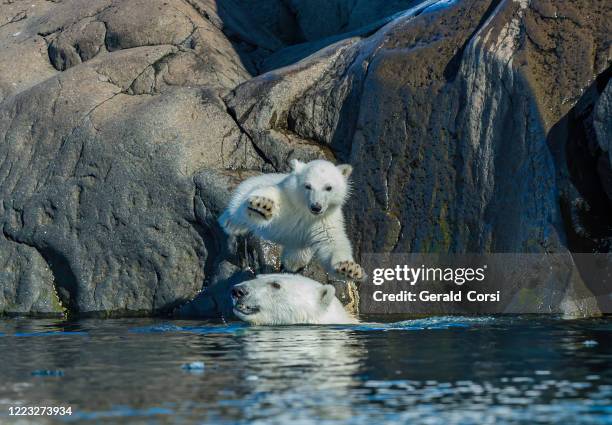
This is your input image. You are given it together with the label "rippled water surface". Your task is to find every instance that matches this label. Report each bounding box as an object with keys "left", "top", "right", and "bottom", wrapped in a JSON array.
[{"left": 0, "top": 316, "right": 610, "bottom": 424}]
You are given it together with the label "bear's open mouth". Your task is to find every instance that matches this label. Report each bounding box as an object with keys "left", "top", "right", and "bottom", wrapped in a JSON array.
[{"left": 233, "top": 304, "right": 260, "bottom": 316}]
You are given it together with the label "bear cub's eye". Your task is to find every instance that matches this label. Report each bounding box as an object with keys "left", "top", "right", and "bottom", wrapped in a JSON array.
[
  {"left": 304, "top": 183, "right": 312, "bottom": 190},
  {"left": 269, "top": 281, "right": 281, "bottom": 289},
  {"left": 325, "top": 185, "right": 332, "bottom": 191}
]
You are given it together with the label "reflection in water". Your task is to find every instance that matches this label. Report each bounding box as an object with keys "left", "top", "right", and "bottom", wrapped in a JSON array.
[
  {"left": 0, "top": 317, "right": 609, "bottom": 424},
  {"left": 238, "top": 328, "right": 364, "bottom": 422}
]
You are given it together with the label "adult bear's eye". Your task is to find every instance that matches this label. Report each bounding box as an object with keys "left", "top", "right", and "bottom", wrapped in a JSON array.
[
  {"left": 269, "top": 282, "right": 281, "bottom": 289},
  {"left": 325, "top": 185, "right": 332, "bottom": 191},
  {"left": 304, "top": 183, "right": 312, "bottom": 190}
]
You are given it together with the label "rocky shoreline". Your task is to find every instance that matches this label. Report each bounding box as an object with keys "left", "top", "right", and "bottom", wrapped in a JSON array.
[{"left": 0, "top": 0, "right": 609, "bottom": 317}]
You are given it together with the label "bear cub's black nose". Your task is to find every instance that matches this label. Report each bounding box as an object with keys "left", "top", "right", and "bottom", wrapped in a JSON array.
[
  {"left": 232, "top": 286, "right": 248, "bottom": 299},
  {"left": 310, "top": 203, "right": 322, "bottom": 214}
]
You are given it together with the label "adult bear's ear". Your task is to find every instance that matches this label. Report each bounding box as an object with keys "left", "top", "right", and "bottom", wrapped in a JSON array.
[
  {"left": 290, "top": 159, "right": 305, "bottom": 173},
  {"left": 337, "top": 164, "right": 352, "bottom": 178},
  {"left": 320, "top": 285, "right": 336, "bottom": 307}
]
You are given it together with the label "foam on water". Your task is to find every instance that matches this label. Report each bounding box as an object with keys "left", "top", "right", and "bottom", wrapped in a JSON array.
[
  {"left": 345, "top": 316, "right": 497, "bottom": 331},
  {"left": 129, "top": 316, "right": 497, "bottom": 334}
]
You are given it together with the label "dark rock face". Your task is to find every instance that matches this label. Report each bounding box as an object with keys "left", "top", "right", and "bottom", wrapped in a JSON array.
[
  {"left": 0, "top": 0, "right": 609, "bottom": 317},
  {"left": 0, "top": 0, "right": 261, "bottom": 316}
]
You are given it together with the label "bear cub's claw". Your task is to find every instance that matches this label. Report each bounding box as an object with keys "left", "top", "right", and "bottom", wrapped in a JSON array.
[
  {"left": 334, "top": 260, "right": 364, "bottom": 281},
  {"left": 247, "top": 196, "right": 275, "bottom": 220}
]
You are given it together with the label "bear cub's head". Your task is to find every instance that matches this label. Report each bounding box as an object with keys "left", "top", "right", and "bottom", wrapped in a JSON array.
[
  {"left": 231, "top": 274, "right": 339, "bottom": 325},
  {"left": 287, "top": 159, "right": 352, "bottom": 216}
]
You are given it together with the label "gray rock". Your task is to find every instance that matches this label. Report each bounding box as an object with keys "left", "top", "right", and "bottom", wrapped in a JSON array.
[
  {"left": 594, "top": 80, "right": 612, "bottom": 172},
  {"left": 285, "top": 0, "right": 421, "bottom": 42},
  {"left": 594, "top": 81, "right": 612, "bottom": 228},
  {"left": 0, "top": 0, "right": 266, "bottom": 316},
  {"left": 222, "top": 0, "right": 610, "bottom": 317},
  {"left": 175, "top": 260, "right": 253, "bottom": 319},
  {"left": 0, "top": 238, "right": 61, "bottom": 316},
  {"left": 0, "top": 0, "right": 609, "bottom": 317},
  {"left": 226, "top": 38, "right": 360, "bottom": 170},
  {"left": 48, "top": 20, "right": 107, "bottom": 71}
]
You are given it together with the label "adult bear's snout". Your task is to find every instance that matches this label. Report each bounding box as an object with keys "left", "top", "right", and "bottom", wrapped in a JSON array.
[
  {"left": 231, "top": 286, "right": 249, "bottom": 299},
  {"left": 310, "top": 203, "right": 322, "bottom": 214}
]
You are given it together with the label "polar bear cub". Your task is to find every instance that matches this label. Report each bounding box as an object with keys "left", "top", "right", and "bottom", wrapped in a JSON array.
[
  {"left": 231, "top": 274, "right": 358, "bottom": 325},
  {"left": 218, "top": 159, "right": 364, "bottom": 281}
]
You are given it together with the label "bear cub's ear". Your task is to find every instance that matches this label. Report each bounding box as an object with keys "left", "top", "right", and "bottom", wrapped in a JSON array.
[
  {"left": 337, "top": 164, "right": 352, "bottom": 178},
  {"left": 320, "top": 285, "right": 336, "bottom": 307},
  {"left": 290, "top": 159, "right": 305, "bottom": 173}
]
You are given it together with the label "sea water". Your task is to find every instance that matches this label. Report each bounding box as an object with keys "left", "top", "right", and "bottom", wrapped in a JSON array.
[{"left": 0, "top": 316, "right": 610, "bottom": 424}]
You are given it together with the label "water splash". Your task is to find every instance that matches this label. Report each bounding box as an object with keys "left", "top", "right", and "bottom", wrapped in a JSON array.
[
  {"left": 130, "top": 317, "right": 497, "bottom": 333},
  {"left": 337, "top": 316, "right": 497, "bottom": 331}
]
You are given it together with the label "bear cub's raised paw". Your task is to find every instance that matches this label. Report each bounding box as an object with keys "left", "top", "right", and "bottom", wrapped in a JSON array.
[
  {"left": 247, "top": 196, "right": 275, "bottom": 220},
  {"left": 334, "top": 260, "right": 364, "bottom": 281},
  {"left": 219, "top": 159, "right": 358, "bottom": 275}
]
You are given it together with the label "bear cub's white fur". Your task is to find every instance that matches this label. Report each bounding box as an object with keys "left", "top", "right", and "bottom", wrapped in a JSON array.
[
  {"left": 231, "top": 274, "right": 358, "bottom": 325},
  {"left": 219, "top": 159, "right": 363, "bottom": 281}
]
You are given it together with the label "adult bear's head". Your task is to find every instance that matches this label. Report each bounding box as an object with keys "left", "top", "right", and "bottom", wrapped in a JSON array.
[
  {"left": 284, "top": 159, "right": 352, "bottom": 217},
  {"left": 231, "top": 274, "right": 343, "bottom": 325}
]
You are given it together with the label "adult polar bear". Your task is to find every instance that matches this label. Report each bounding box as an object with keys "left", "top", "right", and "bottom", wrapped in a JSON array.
[
  {"left": 231, "top": 274, "right": 357, "bottom": 325},
  {"left": 219, "top": 159, "right": 364, "bottom": 281}
]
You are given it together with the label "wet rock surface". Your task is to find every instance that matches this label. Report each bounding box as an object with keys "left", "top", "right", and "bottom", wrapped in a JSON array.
[{"left": 0, "top": 0, "right": 609, "bottom": 317}]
